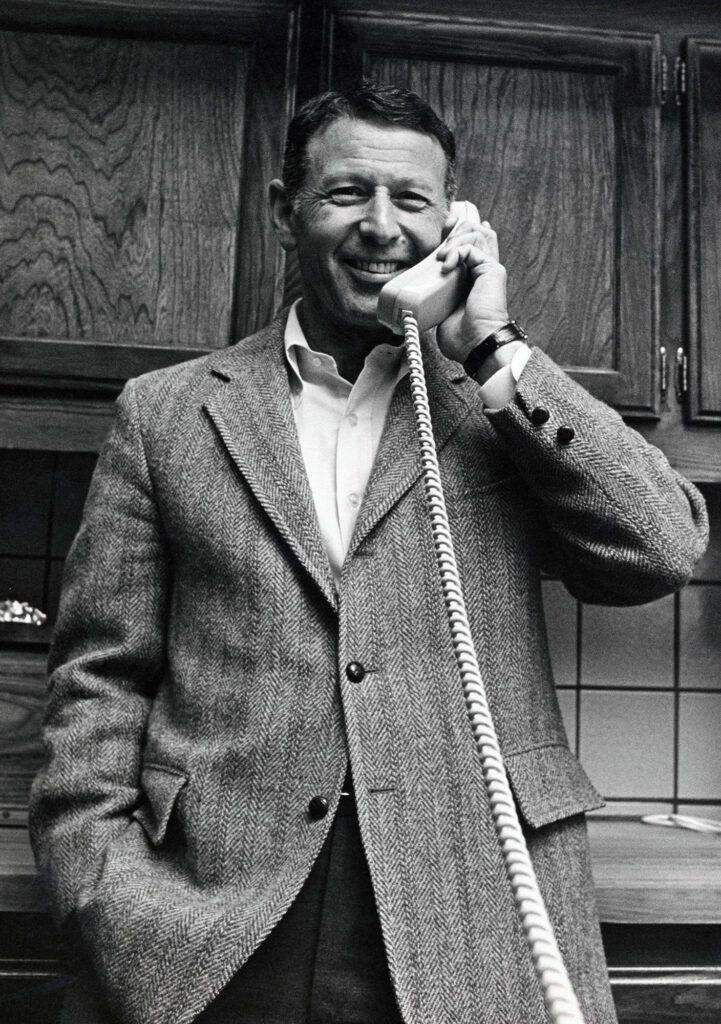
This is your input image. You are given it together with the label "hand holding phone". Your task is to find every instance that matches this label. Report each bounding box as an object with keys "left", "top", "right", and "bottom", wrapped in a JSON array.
[{"left": 377, "top": 200, "right": 510, "bottom": 364}]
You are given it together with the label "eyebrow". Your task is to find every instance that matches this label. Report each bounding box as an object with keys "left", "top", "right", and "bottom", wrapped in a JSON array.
[{"left": 322, "top": 171, "right": 438, "bottom": 193}]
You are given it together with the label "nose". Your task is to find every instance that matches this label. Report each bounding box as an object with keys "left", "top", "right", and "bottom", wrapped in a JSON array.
[{"left": 359, "top": 191, "right": 401, "bottom": 245}]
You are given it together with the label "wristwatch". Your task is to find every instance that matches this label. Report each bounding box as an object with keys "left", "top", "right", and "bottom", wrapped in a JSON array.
[{"left": 463, "top": 321, "right": 528, "bottom": 378}]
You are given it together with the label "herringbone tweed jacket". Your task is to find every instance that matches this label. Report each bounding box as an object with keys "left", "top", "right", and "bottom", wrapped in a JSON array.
[{"left": 30, "top": 315, "right": 708, "bottom": 1024}]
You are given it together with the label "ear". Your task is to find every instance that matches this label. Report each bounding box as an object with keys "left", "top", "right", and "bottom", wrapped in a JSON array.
[{"left": 268, "top": 179, "right": 297, "bottom": 252}]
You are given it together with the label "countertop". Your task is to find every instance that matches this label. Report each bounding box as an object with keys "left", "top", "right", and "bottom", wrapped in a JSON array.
[{"left": 1, "top": 818, "right": 720, "bottom": 923}]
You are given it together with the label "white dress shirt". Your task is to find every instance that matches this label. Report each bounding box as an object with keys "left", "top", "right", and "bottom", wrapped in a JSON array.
[{"left": 284, "top": 301, "right": 530, "bottom": 582}]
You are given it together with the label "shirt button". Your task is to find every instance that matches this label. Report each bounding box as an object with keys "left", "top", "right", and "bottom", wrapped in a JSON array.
[
  {"left": 557, "top": 425, "right": 575, "bottom": 445},
  {"left": 313, "top": 356, "right": 322, "bottom": 367},
  {"left": 530, "top": 406, "right": 550, "bottom": 426},
  {"left": 348, "top": 492, "right": 360, "bottom": 508},
  {"left": 346, "top": 662, "right": 366, "bottom": 683},
  {"left": 308, "top": 796, "right": 329, "bottom": 820}
]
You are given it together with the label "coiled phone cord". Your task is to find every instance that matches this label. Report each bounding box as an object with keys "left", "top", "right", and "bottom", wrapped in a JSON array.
[{"left": 401, "top": 310, "right": 585, "bottom": 1024}]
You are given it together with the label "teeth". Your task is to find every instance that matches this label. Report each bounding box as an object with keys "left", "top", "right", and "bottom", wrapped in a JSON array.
[{"left": 351, "top": 260, "right": 402, "bottom": 274}]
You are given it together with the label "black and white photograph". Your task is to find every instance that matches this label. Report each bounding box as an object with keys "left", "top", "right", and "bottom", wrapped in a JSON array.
[{"left": 0, "top": 2, "right": 720, "bottom": 1023}]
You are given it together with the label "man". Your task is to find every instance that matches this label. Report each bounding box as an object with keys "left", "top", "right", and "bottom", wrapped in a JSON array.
[{"left": 30, "top": 82, "right": 707, "bottom": 1024}]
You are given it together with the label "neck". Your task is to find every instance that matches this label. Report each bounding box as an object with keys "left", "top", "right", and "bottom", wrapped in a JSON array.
[{"left": 296, "top": 301, "right": 400, "bottom": 384}]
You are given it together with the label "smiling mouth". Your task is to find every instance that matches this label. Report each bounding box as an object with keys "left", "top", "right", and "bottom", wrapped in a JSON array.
[{"left": 344, "top": 258, "right": 408, "bottom": 276}]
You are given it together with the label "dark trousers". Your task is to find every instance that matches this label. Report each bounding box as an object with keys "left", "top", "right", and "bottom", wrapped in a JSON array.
[{"left": 193, "top": 793, "right": 402, "bottom": 1023}]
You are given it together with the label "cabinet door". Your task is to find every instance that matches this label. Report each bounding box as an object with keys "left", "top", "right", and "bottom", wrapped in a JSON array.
[
  {"left": 0, "top": 2, "right": 297, "bottom": 449},
  {"left": 685, "top": 37, "right": 721, "bottom": 425},
  {"left": 326, "top": 12, "right": 661, "bottom": 418}
]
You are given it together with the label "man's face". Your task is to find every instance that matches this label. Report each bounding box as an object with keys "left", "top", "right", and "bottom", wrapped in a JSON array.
[{"left": 282, "top": 117, "right": 450, "bottom": 333}]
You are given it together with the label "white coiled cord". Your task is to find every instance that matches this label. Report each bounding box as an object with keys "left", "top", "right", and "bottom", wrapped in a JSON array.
[{"left": 402, "top": 310, "right": 585, "bottom": 1024}]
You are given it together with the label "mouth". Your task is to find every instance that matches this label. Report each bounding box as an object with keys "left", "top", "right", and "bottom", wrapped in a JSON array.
[{"left": 342, "top": 257, "right": 409, "bottom": 281}]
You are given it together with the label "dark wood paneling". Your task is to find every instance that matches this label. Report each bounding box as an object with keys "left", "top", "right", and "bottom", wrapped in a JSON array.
[
  {"left": 0, "top": 339, "right": 208, "bottom": 391},
  {"left": 328, "top": 13, "right": 661, "bottom": 416},
  {"left": 0, "top": 650, "right": 46, "bottom": 813},
  {"left": 685, "top": 37, "right": 721, "bottom": 424},
  {"left": 0, "top": 397, "right": 116, "bottom": 451},
  {"left": 0, "top": 30, "right": 249, "bottom": 349},
  {"left": 611, "top": 970, "right": 721, "bottom": 1023},
  {"left": 0, "top": 4, "right": 298, "bottom": 449}
]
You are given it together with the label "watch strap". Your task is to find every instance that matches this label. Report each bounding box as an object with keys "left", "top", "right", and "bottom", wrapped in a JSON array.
[{"left": 463, "top": 321, "right": 528, "bottom": 378}]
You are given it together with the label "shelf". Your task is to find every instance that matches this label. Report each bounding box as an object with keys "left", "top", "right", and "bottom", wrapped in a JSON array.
[{"left": 588, "top": 818, "right": 721, "bottom": 924}]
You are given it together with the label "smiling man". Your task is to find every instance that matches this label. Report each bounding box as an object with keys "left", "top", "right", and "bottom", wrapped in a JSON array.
[{"left": 30, "top": 82, "right": 707, "bottom": 1024}]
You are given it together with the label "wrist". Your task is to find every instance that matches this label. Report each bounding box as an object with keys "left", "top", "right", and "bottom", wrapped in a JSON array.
[
  {"left": 458, "top": 318, "right": 509, "bottom": 363},
  {"left": 463, "top": 321, "right": 528, "bottom": 378},
  {"left": 468, "top": 341, "right": 525, "bottom": 385}
]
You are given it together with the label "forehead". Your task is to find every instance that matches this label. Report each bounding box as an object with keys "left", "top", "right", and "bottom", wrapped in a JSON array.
[{"left": 305, "top": 116, "right": 448, "bottom": 192}]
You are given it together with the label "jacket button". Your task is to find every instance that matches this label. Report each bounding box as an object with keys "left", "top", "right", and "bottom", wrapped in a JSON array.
[
  {"left": 308, "top": 796, "right": 329, "bottom": 820},
  {"left": 530, "top": 406, "right": 550, "bottom": 426},
  {"left": 557, "top": 425, "right": 575, "bottom": 445},
  {"left": 345, "top": 661, "right": 366, "bottom": 683}
]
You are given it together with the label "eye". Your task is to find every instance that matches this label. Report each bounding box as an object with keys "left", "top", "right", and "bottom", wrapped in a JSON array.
[
  {"left": 328, "top": 186, "right": 368, "bottom": 205},
  {"left": 395, "top": 192, "right": 430, "bottom": 210}
]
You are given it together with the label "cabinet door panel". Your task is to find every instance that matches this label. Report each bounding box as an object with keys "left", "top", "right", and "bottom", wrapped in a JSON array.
[
  {"left": 0, "top": 4, "right": 296, "bottom": 449},
  {"left": 329, "top": 15, "right": 661, "bottom": 416},
  {"left": 0, "top": 31, "right": 249, "bottom": 349},
  {"left": 685, "top": 37, "right": 721, "bottom": 424}
]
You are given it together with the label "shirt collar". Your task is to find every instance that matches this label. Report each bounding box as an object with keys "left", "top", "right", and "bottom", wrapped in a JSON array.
[{"left": 283, "top": 300, "right": 408, "bottom": 392}]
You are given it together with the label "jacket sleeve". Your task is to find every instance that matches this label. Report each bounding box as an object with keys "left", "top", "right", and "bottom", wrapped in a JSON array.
[
  {"left": 484, "top": 348, "right": 709, "bottom": 604},
  {"left": 29, "top": 378, "right": 168, "bottom": 932}
]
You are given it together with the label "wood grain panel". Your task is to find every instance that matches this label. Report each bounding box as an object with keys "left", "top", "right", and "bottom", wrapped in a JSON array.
[
  {"left": 611, "top": 970, "right": 721, "bottom": 1023},
  {"left": 0, "top": 650, "right": 47, "bottom": 810},
  {"left": 0, "top": 396, "right": 116, "bottom": 451},
  {"left": 0, "top": 29, "right": 249, "bottom": 348},
  {"left": 367, "top": 54, "right": 615, "bottom": 371},
  {"left": 685, "top": 37, "right": 721, "bottom": 423},
  {"left": 588, "top": 818, "right": 721, "bottom": 924}
]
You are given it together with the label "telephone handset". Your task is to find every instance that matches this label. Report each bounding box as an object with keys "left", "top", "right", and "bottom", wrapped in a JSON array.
[{"left": 377, "top": 200, "right": 482, "bottom": 334}]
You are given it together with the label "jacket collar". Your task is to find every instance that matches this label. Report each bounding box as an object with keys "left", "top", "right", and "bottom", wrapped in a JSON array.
[{"left": 202, "top": 313, "right": 473, "bottom": 609}]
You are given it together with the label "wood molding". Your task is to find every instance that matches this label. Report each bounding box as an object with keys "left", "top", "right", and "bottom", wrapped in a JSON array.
[
  {"left": 0, "top": 338, "right": 208, "bottom": 391},
  {"left": 0, "top": 1, "right": 298, "bottom": 42}
]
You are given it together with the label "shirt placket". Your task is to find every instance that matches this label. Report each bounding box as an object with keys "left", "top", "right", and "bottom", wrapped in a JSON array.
[{"left": 335, "top": 374, "right": 375, "bottom": 555}]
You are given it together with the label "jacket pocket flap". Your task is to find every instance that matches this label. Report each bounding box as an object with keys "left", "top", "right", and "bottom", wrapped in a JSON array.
[
  {"left": 504, "top": 743, "right": 604, "bottom": 830},
  {"left": 133, "top": 763, "right": 188, "bottom": 846}
]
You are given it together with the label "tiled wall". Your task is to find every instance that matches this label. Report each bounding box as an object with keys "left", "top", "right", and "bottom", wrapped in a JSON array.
[
  {"left": 545, "top": 483, "right": 721, "bottom": 818},
  {"left": 1, "top": 451, "right": 719, "bottom": 817}
]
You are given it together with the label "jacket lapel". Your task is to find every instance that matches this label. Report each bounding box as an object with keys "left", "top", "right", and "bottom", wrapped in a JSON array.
[
  {"left": 348, "top": 336, "right": 473, "bottom": 559},
  {"left": 203, "top": 317, "right": 337, "bottom": 611}
]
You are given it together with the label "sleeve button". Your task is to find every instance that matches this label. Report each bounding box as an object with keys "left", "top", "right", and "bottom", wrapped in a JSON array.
[
  {"left": 308, "top": 796, "right": 329, "bottom": 820},
  {"left": 530, "top": 406, "right": 550, "bottom": 426},
  {"left": 556, "top": 425, "right": 575, "bottom": 445}
]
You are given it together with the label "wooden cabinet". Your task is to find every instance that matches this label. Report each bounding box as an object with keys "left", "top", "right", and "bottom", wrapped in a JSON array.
[
  {"left": 0, "top": 0, "right": 298, "bottom": 450},
  {"left": 685, "top": 36, "right": 721, "bottom": 425},
  {"left": 2, "top": 0, "right": 718, "bottom": 467},
  {"left": 327, "top": 12, "right": 663, "bottom": 418},
  {"left": 315, "top": 0, "right": 721, "bottom": 475}
]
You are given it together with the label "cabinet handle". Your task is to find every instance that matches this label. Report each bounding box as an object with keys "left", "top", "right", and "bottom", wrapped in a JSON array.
[
  {"left": 675, "top": 346, "right": 688, "bottom": 403},
  {"left": 659, "top": 345, "right": 668, "bottom": 402}
]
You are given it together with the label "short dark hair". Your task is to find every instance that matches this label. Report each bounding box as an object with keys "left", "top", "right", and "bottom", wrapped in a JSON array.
[{"left": 282, "top": 80, "right": 457, "bottom": 204}]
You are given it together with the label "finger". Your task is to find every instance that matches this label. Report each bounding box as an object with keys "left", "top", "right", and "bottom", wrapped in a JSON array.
[
  {"left": 438, "top": 242, "right": 500, "bottom": 274},
  {"left": 480, "top": 221, "right": 500, "bottom": 260}
]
